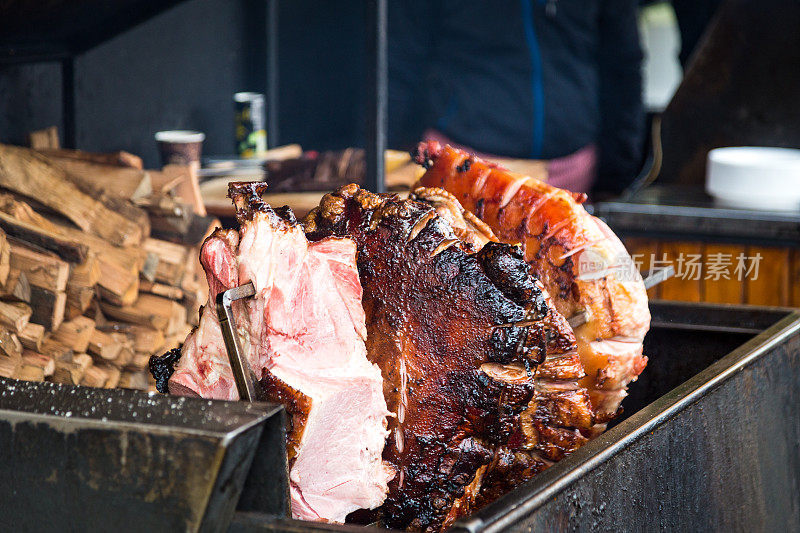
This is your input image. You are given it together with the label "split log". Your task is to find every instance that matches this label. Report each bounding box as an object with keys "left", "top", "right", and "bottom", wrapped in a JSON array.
[
  {"left": 143, "top": 238, "right": 187, "bottom": 285},
  {"left": 100, "top": 364, "right": 122, "bottom": 388},
  {"left": 0, "top": 143, "right": 143, "bottom": 246},
  {"left": 0, "top": 326, "right": 22, "bottom": 359},
  {"left": 44, "top": 155, "right": 152, "bottom": 201},
  {"left": 18, "top": 323, "right": 45, "bottom": 351},
  {"left": 100, "top": 293, "right": 185, "bottom": 333},
  {"left": 65, "top": 284, "right": 95, "bottom": 320},
  {"left": 0, "top": 211, "right": 89, "bottom": 263},
  {"left": 0, "top": 228, "right": 9, "bottom": 286},
  {"left": 128, "top": 352, "right": 152, "bottom": 371},
  {"left": 140, "top": 280, "right": 184, "bottom": 301},
  {"left": 29, "top": 286, "right": 66, "bottom": 331},
  {"left": 129, "top": 325, "right": 165, "bottom": 355},
  {"left": 0, "top": 301, "right": 31, "bottom": 332},
  {"left": 16, "top": 364, "right": 45, "bottom": 382},
  {"left": 41, "top": 338, "right": 73, "bottom": 363},
  {"left": 53, "top": 316, "right": 95, "bottom": 353},
  {"left": 88, "top": 329, "right": 123, "bottom": 361},
  {"left": 118, "top": 369, "right": 149, "bottom": 390},
  {"left": 73, "top": 353, "right": 92, "bottom": 373},
  {"left": 37, "top": 148, "right": 143, "bottom": 170},
  {"left": 9, "top": 241, "right": 69, "bottom": 292},
  {"left": 0, "top": 269, "right": 31, "bottom": 302},
  {"left": 22, "top": 350, "right": 55, "bottom": 377},
  {"left": 81, "top": 364, "right": 109, "bottom": 388},
  {"left": 52, "top": 360, "right": 83, "bottom": 385},
  {"left": 69, "top": 252, "right": 100, "bottom": 287}
]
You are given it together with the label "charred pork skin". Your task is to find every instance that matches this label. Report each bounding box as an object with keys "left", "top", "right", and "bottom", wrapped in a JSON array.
[
  {"left": 305, "top": 185, "right": 592, "bottom": 530},
  {"left": 415, "top": 142, "right": 651, "bottom": 432},
  {"left": 169, "top": 182, "right": 393, "bottom": 523}
]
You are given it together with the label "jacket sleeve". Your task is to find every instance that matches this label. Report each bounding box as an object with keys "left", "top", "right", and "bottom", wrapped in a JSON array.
[
  {"left": 388, "top": 1, "right": 439, "bottom": 149},
  {"left": 595, "top": 0, "right": 645, "bottom": 193}
]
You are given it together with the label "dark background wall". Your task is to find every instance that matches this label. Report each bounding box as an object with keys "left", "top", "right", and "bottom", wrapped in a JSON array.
[{"left": 0, "top": 0, "right": 365, "bottom": 168}]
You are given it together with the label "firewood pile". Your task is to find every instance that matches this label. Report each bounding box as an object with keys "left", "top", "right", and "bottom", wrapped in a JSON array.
[{"left": 0, "top": 134, "right": 215, "bottom": 391}]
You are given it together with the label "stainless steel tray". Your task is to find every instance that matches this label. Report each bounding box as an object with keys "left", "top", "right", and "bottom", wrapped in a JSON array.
[{"left": 1, "top": 301, "right": 798, "bottom": 531}]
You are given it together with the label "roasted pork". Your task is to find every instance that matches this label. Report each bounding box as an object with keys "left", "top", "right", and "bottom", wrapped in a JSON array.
[
  {"left": 305, "top": 185, "right": 592, "bottom": 530},
  {"left": 415, "top": 142, "right": 651, "bottom": 432},
  {"left": 169, "top": 182, "right": 393, "bottom": 523}
]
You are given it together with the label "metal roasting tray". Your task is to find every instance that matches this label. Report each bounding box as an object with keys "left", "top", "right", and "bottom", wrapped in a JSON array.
[
  {"left": 0, "top": 381, "right": 289, "bottom": 531},
  {"left": 0, "top": 301, "right": 798, "bottom": 531}
]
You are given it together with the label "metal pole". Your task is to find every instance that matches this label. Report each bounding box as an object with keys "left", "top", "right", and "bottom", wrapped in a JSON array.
[
  {"left": 267, "top": 0, "right": 279, "bottom": 148},
  {"left": 365, "top": 0, "right": 387, "bottom": 193},
  {"left": 61, "top": 57, "right": 76, "bottom": 149}
]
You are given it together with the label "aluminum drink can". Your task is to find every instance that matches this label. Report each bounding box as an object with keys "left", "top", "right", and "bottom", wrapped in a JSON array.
[{"left": 234, "top": 92, "right": 267, "bottom": 158}]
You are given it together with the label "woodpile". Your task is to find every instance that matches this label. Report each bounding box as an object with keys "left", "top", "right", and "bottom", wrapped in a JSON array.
[{"left": 0, "top": 138, "right": 216, "bottom": 391}]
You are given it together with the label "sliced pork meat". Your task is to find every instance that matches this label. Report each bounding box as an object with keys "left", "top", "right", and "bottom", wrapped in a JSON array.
[
  {"left": 305, "top": 185, "right": 592, "bottom": 531},
  {"left": 415, "top": 142, "right": 651, "bottom": 432},
  {"left": 169, "top": 182, "right": 392, "bottom": 523}
]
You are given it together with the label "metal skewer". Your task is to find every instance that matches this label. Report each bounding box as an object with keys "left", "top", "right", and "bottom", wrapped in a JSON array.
[{"left": 216, "top": 281, "right": 259, "bottom": 402}]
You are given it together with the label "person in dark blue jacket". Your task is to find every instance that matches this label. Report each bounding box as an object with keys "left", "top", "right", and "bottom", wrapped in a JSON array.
[{"left": 388, "top": 0, "right": 644, "bottom": 194}]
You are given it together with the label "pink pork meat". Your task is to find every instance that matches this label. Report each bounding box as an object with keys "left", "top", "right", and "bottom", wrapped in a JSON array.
[{"left": 169, "top": 182, "right": 393, "bottom": 523}]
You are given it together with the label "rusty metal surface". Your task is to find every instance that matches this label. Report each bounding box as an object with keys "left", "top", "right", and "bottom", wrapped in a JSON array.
[
  {"left": 657, "top": 0, "right": 800, "bottom": 186},
  {"left": 0, "top": 380, "right": 287, "bottom": 532},
  {"left": 229, "top": 302, "right": 800, "bottom": 532}
]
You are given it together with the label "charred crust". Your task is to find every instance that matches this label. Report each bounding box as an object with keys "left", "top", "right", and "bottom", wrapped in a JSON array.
[
  {"left": 475, "top": 198, "right": 485, "bottom": 219},
  {"left": 456, "top": 158, "right": 472, "bottom": 173},
  {"left": 273, "top": 205, "right": 297, "bottom": 224},
  {"left": 149, "top": 348, "right": 182, "bottom": 393}
]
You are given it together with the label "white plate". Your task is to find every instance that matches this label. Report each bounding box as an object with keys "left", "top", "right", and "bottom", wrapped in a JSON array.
[{"left": 706, "top": 147, "right": 800, "bottom": 211}]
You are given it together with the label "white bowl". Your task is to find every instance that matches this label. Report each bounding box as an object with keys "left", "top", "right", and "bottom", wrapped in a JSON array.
[{"left": 706, "top": 147, "right": 800, "bottom": 211}]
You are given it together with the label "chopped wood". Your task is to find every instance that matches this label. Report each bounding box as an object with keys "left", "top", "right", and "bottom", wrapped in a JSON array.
[
  {"left": 0, "top": 228, "right": 9, "bottom": 286},
  {"left": 143, "top": 238, "right": 187, "bottom": 285},
  {"left": 52, "top": 360, "right": 83, "bottom": 385},
  {"left": 69, "top": 252, "right": 100, "bottom": 287},
  {"left": 73, "top": 352, "right": 92, "bottom": 373},
  {"left": 128, "top": 352, "right": 152, "bottom": 371},
  {"left": 100, "top": 293, "right": 184, "bottom": 332},
  {"left": 29, "top": 286, "right": 66, "bottom": 331},
  {"left": 100, "top": 364, "right": 122, "bottom": 388},
  {"left": 128, "top": 325, "right": 165, "bottom": 354},
  {"left": 81, "top": 364, "right": 109, "bottom": 388},
  {"left": 0, "top": 269, "right": 31, "bottom": 302},
  {"left": 27, "top": 126, "right": 59, "bottom": 150},
  {"left": 53, "top": 316, "right": 95, "bottom": 353},
  {"left": 0, "top": 326, "right": 22, "bottom": 359},
  {"left": 22, "top": 351, "right": 55, "bottom": 377},
  {"left": 65, "top": 284, "right": 95, "bottom": 320},
  {"left": 0, "top": 143, "right": 143, "bottom": 246},
  {"left": 0, "top": 211, "right": 89, "bottom": 263},
  {"left": 16, "top": 364, "right": 45, "bottom": 382},
  {"left": 41, "top": 338, "right": 73, "bottom": 363},
  {"left": 0, "top": 353, "right": 21, "bottom": 378},
  {"left": 88, "top": 329, "right": 123, "bottom": 361},
  {"left": 9, "top": 241, "right": 69, "bottom": 292},
  {"left": 37, "top": 148, "right": 143, "bottom": 170},
  {"left": 0, "top": 301, "right": 31, "bottom": 332},
  {"left": 117, "top": 346, "right": 135, "bottom": 368},
  {"left": 46, "top": 218, "right": 140, "bottom": 305},
  {"left": 118, "top": 369, "right": 149, "bottom": 390},
  {"left": 140, "top": 280, "right": 184, "bottom": 300},
  {"left": 45, "top": 155, "right": 152, "bottom": 201},
  {"left": 18, "top": 323, "right": 45, "bottom": 351}
]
